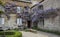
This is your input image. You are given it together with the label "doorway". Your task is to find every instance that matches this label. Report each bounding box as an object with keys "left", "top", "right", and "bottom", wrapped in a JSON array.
[{"left": 27, "top": 21, "right": 31, "bottom": 28}]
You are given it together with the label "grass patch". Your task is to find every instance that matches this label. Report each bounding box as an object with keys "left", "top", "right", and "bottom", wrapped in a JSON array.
[{"left": 32, "top": 28, "right": 60, "bottom": 35}]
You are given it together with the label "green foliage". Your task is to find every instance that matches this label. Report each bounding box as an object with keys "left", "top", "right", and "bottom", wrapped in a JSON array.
[
  {"left": 14, "top": 31, "right": 22, "bottom": 37},
  {"left": 14, "top": 28, "right": 19, "bottom": 31},
  {"left": 0, "top": 1, "right": 3, "bottom": 5},
  {"left": 0, "top": 31, "right": 22, "bottom": 37},
  {"left": 0, "top": 32, "right": 15, "bottom": 35},
  {"left": 0, "top": 1, "right": 4, "bottom": 6},
  {"left": 0, "top": 10, "right": 4, "bottom": 14}
]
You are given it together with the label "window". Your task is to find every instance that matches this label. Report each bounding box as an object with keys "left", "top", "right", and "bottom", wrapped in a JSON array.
[
  {"left": 17, "top": 7, "right": 22, "bottom": 13},
  {"left": 17, "top": 18, "right": 22, "bottom": 25},
  {"left": 0, "top": 18, "right": 4, "bottom": 24},
  {"left": 38, "top": 5, "right": 43, "bottom": 10},
  {"left": 24, "top": 0, "right": 31, "bottom": 1}
]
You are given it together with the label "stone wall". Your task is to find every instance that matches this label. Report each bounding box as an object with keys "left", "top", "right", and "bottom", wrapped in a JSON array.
[
  {"left": 44, "top": 16, "right": 60, "bottom": 31},
  {"left": 37, "top": 15, "right": 60, "bottom": 31},
  {"left": 40, "top": 0, "right": 60, "bottom": 10},
  {"left": 37, "top": 0, "right": 60, "bottom": 31},
  {"left": 38, "top": 19, "right": 44, "bottom": 29},
  {"left": 0, "top": 14, "right": 18, "bottom": 30}
]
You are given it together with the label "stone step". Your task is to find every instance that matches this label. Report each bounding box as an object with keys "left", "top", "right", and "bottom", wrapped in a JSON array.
[{"left": 25, "top": 29, "right": 37, "bottom": 33}]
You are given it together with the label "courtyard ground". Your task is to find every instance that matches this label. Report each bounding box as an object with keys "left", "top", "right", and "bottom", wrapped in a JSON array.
[{"left": 21, "top": 31, "right": 60, "bottom": 37}]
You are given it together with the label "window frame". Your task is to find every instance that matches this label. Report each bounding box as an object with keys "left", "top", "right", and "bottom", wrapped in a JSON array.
[
  {"left": 17, "top": 18, "right": 22, "bottom": 25},
  {"left": 0, "top": 18, "right": 4, "bottom": 24},
  {"left": 38, "top": 5, "right": 43, "bottom": 10},
  {"left": 17, "top": 6, "right": 21, "bottom": 13}
]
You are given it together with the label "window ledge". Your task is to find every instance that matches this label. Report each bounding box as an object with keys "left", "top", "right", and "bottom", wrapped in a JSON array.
[{"left": 12, "top": 0, "right": 32, "bottom": 4}]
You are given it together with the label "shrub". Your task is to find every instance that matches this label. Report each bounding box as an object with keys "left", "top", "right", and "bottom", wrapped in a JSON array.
[
  {"left": 14, "top": 31, "right": 22, "bottom": 37},
  {"left": 0, "top": 31, "right": 15, "bottom": 35},
  {"left": 0, "top": 31, "right": 22, "bottom": 37},
  {"left": 0, "top": 10, "right": 4, "bottom": 14},
  {"left": 32, "top": 28, "right": 60, "bottom": 35},
  {"left": 14, "top": 28, "right": 19, "bottom": 31}
]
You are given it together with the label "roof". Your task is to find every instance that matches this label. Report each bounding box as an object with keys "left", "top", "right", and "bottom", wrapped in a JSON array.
[{"left": 30, "top": 0, "right": 44, "bottom": 9}]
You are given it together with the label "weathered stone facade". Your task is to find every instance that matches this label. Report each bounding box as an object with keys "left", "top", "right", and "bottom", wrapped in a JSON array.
[
  {"left": 32, "top": 0, "right": 60, "bottom": 31},
  {"left": 0, "top": 0, "right": 60, "bottom": 32}
]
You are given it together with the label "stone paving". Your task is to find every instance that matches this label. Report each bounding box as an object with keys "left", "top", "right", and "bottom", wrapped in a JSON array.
[{"left": 21, "top": 31, "right": 60, "bottom": 37}]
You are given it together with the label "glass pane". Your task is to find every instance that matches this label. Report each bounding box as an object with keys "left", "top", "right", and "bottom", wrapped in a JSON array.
[
  {"left": 17, "top": 7, "right": 21, "bottom": 13},
  {"left": 2, "top": 18, "right": 4, "bottom": 24},
  {"left": 0, "top": 18, "right": 2, "bottom": 24},
  {"left": 17, "top": 18, "right": 20, "bottom": 24},
  {"left": 19, "top": 18, "right": 22, "bottom": 25}
]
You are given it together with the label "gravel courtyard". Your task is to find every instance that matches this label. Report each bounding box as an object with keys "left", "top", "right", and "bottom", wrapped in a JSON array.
[{"left": 21, "top": 31, "right": 60, "bottom": 37}]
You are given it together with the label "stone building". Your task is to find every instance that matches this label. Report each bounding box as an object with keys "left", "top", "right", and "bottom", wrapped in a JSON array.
[
  {"left": 0, "top": 0, "right": 43, "bottom": 30},
  {"left": 31, "top": 0, "right": 60, "bottom": 31},
  {"left": 0, "top": 0, "right": 60, "bottom": 32}
]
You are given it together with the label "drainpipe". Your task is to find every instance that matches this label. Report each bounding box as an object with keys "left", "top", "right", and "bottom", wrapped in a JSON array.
[{"left": 43, "top": 17, "right": 44, "bottom": 27}]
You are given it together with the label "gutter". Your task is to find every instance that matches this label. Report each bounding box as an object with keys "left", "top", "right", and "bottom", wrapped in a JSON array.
[{"left": 30, "top": 0, "right": 44, "bottom": 9}]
